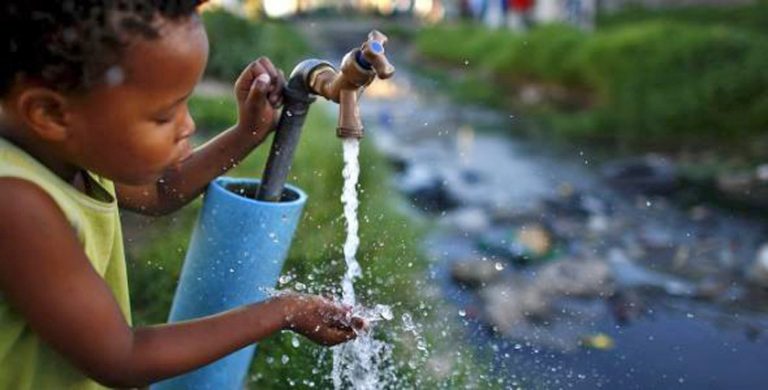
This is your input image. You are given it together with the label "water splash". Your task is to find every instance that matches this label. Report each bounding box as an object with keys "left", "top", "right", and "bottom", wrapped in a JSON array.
[{"left": 332, "top": 139, "right": 395, "bottom": 389}]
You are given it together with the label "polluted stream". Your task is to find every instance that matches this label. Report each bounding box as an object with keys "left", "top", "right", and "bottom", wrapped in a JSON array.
[{"left": 339, "top": 38, "right": 768, "bottom": 389}]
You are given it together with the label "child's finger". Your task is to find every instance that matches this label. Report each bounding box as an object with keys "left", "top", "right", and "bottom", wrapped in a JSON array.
[
  {"left": 257, "top": 57, "right": 281, "bottom": 86},
  {"left": 246, "top": 73, "right": 271, "bottom": 107},
  {"left": 319, "top": 326, "right": 357, "bottom": 346},
  {"left": 351, "top": 316, "right": 368, "bottom": 331},
  {"left": 264, "top": 64, "right": 285, "bottom": 108},
  {"left": 234, "top": 60, "right": 269, "bottom": 100}
]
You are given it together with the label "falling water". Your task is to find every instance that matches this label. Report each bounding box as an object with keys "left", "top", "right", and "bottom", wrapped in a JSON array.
[
  {"left": 339, "top": 138, "right": 362, "bottom": 306},
  {"left": 331, "top": 139, "right": 395, "bottom": 389}
]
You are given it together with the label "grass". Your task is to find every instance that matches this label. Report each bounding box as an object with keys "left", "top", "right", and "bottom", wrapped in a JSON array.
[{"left": 414, "top": 4, "right": 768, "bottom": 159}]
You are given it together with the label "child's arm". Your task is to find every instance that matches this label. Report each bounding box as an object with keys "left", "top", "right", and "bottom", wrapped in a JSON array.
[
  {"left": 117, "top": 57, "right": 284, "bottom": 216},
  {"left": 0, "top": 178, "right": 360, "bottom": 388}
]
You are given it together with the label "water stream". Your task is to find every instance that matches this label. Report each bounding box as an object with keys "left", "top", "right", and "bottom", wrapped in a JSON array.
[{"left": 331, "top": 139, "right": 395, "bottom": 389}]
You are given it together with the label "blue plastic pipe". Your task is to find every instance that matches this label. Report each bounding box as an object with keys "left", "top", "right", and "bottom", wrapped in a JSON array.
[
  {"left": 151, "top": 59, "right": 333, "bottom": 390},
  {"left": 151, "top": 177, "right": 307, "bottom": 390}
]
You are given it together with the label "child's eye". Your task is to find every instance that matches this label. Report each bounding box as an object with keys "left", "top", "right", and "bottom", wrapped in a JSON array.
[{"left": 154, "top": 115, "right": 174, "bottom": 125}]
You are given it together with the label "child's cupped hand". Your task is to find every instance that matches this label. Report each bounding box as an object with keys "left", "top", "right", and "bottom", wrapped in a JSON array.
[
  {"left": 279, "top": 292, "right": 367, "bottom": 346},
  {"left": 233, "top": 57, "right": 285, "bottom": 139}
]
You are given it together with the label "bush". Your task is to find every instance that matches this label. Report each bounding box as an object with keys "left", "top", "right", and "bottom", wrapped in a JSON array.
[
  {"left": 202, "top": 9, "right": 311, "bottom": 82},
  {"left": 416, "top": 18, "right": 768, "bottom": 148}
]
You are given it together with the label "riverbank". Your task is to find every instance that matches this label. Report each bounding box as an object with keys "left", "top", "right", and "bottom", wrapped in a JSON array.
[
  {"left": 410, "top": 2, "right": 768, "bottom": 213},
  {"left": 344, "top": 20, "right": 768, "bottom": 388}
]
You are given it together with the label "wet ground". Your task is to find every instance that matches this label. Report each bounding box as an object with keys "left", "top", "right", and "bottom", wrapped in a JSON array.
[{"left": 303, "top": 19, "right": 768, "bottom": 389}]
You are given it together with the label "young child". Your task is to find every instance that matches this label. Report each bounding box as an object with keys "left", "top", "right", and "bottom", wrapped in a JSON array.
[{"left": 0, "top": 1, "right": 363, "bottom": 388}]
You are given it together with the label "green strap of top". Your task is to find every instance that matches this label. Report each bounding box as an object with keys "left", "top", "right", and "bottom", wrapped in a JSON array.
[{"left": 0, "top": 137, "right": 131, "bottom": 390}]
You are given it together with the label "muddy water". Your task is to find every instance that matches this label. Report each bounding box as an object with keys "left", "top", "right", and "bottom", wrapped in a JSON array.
[
  {"left": 304, "top": 20, "right": 768, "bottom": 389},
  {"left": 364, "top": 54, "right": 768, "bottom": 390}
]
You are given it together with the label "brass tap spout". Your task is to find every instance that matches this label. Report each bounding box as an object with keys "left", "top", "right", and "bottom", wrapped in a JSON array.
[{"left": 307, "top": 30, "right": 395, "bottom": 139}]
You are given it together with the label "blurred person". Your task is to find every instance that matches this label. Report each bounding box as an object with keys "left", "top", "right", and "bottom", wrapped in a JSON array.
[
  {"left": 0, "top": 1, "right": 364, "bottom": 389},
  {"left": 508, "top": 0, "right": 535, "bottom": 30}
]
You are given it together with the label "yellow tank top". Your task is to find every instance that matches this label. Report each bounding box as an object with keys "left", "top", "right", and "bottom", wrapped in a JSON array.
[{"left": 0, "top": 137, "right": 131, "bottom": 389}]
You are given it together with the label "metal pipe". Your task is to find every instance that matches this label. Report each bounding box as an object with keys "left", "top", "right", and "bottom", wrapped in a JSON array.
[{"left": 256, "top": 60, "right": 331, "bottom": 201}]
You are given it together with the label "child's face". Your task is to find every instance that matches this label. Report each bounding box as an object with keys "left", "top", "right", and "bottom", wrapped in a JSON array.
[{"left": 65, "top": 17, "right": 209, "bottom": 185}]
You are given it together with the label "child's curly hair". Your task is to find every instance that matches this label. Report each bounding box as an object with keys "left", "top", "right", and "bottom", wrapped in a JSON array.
[{"left": 0, "top": 0, "right": 209, "bottom": 97}]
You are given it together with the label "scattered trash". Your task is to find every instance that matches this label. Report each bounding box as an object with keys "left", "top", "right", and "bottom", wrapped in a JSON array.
[
  {"left": 478, "top": 224, "right": 555, "bottom": 264},
  {"left": 600, "top": 154, "right": 678, "bottom": 194},
  {"left": 580, "top": 333, "right": 615, "bottom": 350}
]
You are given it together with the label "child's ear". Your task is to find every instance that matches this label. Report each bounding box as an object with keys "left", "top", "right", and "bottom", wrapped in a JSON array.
[{"left": 16, "top": 88, "right": 71, "bottom": 142}]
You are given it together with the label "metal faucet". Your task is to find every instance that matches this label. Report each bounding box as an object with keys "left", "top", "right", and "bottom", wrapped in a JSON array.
[
  {"left": 257, "top": 30, "right": 395, "bottom": 201},
  {"left": 306, "top": 30, "right": 395, "bottom": 138}
]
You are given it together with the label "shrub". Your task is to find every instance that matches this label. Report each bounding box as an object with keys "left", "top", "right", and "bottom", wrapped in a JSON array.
[
  {"left": 202, "top": 9, "right": 310, "bottom": 82},
  {"left": 416, "top": 18, "right": 768, "bottom": 148}
]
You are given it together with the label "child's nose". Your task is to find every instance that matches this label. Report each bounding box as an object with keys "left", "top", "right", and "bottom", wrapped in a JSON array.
[{"left": 178, "top": 109, "right": 195, "bottom": 139}]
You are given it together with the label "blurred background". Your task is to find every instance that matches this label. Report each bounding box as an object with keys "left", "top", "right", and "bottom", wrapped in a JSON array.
[{"left": 125, "top": 1, "right": 768, "bottom": 388}]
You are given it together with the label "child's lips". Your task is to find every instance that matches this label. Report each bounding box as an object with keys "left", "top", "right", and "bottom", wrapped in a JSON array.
[{"left": 176, "top": 139, "right": 193, "bottom": 163}]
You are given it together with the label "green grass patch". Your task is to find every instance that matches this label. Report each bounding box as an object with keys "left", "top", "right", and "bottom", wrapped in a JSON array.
[
  {"left": 415, "top": 14, "right": 768, "bottom": 155},
  {"left": 598, "top": 0, "right": 768, "bottom": 35}
]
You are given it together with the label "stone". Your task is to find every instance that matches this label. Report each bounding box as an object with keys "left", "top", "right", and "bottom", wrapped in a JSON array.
[
  {"left": 534, "top": 259, "right": 614, "bottom": 298},
  {"left": 440, "top": 207, "right": 491, "bottom": 234},
  {"left": 450, "top": 259, "right": 505, "bottom": 288},
  {"left": 747, "top": 244, "right": 768, "bottom": 288},
  {"left": 600, "top": 154, "right": 679, "bottom": 194}
]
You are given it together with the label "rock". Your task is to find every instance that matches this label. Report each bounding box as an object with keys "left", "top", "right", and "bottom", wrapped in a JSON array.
[
  {"left": 535, "top": 259, "right": 614, "bottom": 298},
  {"left": 757, "top": 164, "right": 768, "bottom": 182},
  {"left": 608, "top": 289, "right": 646, "bottom": 324},
  {"left": 450, "top": 259, "right": 505, "bottom": 288},
  {"left": 543, "top": 191, "right": 611, "bottom": 219},
  {"left": 747, "top": 244, "right": 768, "bottom": 288},
  {"left": 440, "top": 207, "right": 491, "bottom": 234},
  {"left": 694, "top": 276, "right": 731, "bottom": 300},
  {"left": 608, "top": 248, "right": 696, "bottom": 296},
  {"left": 600, "top": 154, "right": 678, "bottom": 194},
  {"left": 480, "top": 280, "right": 550, "bottom": 328},
  {"left": 460, "top": 169, "right": 483, "bottom": 185},
  {"left": 398, "top": 164, "right": 459, "bottom": 213},
  {"left": 480, "top": 276, "right": 609, "bottom": 353},
  {"left": 587, "top": 214, "right": 611, "bottom": 235},
  {"left": 397, "top": 163, "right": 438, "bottom": 193},
  {"left": 716, "top": 171, "right": 753, "bottom": 194},
  {"left": 716, "top": 170, "right": 768, "bottom": 209}
]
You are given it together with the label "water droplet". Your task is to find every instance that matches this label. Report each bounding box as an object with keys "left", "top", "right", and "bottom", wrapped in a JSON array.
[
  {"left": 378, "top": 304, "right": 394, "bottom": 321},
  {"left": 458, "top": 309, "right": 466, "bottom": 317},
  {"left": 294, "top": 282, "right": 306, "bottom": 291},
  {"left": 281, "top": 355, "right": 290, "bottom": 365},
  {"left": 494, "top": 262, "right": 504, "bottom": 271},
  {"left": 291, "top": 336, "right": 300, "bottom": 348}
]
